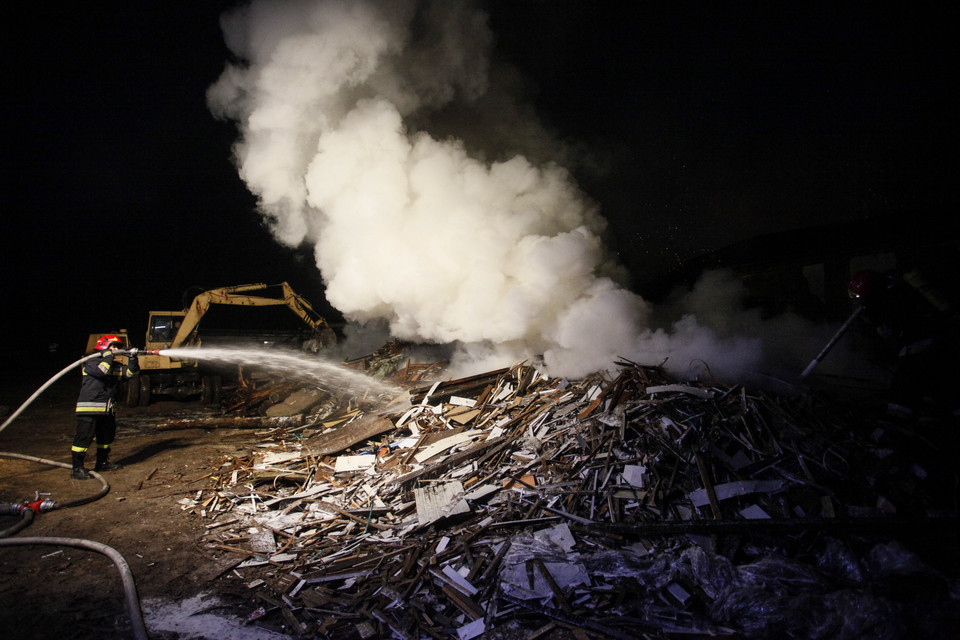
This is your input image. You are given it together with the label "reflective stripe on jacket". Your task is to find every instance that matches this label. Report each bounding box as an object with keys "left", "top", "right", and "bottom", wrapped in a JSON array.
[{"left": 75, "top": 351, "right": 137, "bottom": 414}]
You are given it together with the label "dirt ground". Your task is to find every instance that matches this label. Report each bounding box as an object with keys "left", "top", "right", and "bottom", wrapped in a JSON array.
[{"left": 0, "top": 369, "right": 265, "bottom": 640}]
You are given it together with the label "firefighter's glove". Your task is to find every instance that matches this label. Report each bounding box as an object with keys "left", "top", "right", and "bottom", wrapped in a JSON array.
[{"left": 126, "top": 348, "right": 141, "bottom": 373}]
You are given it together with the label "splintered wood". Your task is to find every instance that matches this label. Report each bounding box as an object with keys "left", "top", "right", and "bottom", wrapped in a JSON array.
[{"left": 172, "top": 356, "right": 957, "bottom": 639}]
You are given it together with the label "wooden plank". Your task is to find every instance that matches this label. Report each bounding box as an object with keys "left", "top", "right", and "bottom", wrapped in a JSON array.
[
  {"left": 265, "top": 388, "right": 326, "bottom": 417},
  {"left": 303, "top": 414, "right": 396, "bottom": 456}
]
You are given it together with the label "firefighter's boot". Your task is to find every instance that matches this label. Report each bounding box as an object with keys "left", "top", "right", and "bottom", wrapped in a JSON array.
[
  {"left": 94, "top": 448, "right": 122, "bottom": 472},
  {"left": 71, "top": 452, "right": 91, "bottom": 480}
]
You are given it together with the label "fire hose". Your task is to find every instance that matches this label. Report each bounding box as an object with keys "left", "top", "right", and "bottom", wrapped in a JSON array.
[
  {"left": 0, "top": 350, "right": 154, "bottom": 639},
  {"left": 800, "top": 306, "right": 864, "bottom": 379},
  {"left": 1, "top": 351, "right": 114, "bottom": 538},
  {"left": 0, "top": 349, "right": 156, "bottom": 436},
  {"left": 0, "top": 453, "right": 110, "bottom": 537},
  {"left": 1, "top": 349, "right": 129, "bottom": 534},
  {"left": 0, "top": 536, "right": 149, "bottom": 640}
]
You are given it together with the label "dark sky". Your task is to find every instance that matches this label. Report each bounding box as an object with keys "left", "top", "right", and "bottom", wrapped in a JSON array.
[{"left": 3, "top": 2, "right": 957, "bottom": 362}]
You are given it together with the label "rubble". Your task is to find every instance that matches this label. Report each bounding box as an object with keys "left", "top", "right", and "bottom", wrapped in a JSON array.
[{"left": 160, "top": 351, "right": 959, "bottom": 639}]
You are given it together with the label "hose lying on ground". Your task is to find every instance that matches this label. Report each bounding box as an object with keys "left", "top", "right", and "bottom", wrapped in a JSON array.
[
  {"left": 0, "top": 536, "right": 149, "bottom": 640},
  {"left": 0, "top": 453, "right": 109, "bottom": 538},
  {"left": 0, "top": 452, "right": 109, "bottom": 509},
  {"left": 0, "top": 504, "right": 33, "bottom": 538}
]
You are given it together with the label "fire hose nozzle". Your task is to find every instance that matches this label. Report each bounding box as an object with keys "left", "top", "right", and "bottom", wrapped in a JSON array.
[{"left": 124, "top": 348, "right": 160, "bottom": 357}]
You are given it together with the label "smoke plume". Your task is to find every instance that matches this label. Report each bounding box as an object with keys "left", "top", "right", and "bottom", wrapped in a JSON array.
[{"left": 207, "top": 0, "right": 838, "bottom": 384}]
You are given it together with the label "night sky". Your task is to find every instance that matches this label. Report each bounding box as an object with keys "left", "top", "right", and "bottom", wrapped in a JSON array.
[{"left": 3, "top": 2, "right": 956, "bottom": 369}]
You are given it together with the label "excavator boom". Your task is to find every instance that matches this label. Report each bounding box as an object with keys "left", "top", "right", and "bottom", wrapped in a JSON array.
[
  {"left": 169, "top": 282, "right": 332, "bottom": 348},
  {"left": 132, "top": 282, "right": 334, "bottom": 406}
]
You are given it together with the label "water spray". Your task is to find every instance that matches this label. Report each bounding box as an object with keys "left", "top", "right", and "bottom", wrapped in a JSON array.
[{"left": 159, "top": 346, "right": 407, "bottom": 403}]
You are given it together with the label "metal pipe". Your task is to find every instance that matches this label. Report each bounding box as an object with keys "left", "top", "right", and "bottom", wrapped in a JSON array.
[{"left": 0, "top": 536, "right": 149, "bottom": 640}]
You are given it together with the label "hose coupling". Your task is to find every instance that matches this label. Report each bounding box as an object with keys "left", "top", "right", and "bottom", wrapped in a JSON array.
[{"left": 28, "top": 498, "right": 57, "bottom": 514}]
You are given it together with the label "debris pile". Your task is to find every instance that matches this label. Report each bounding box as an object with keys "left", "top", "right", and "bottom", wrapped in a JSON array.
[{"left": 161, "top": 354, "right": 959, "bottom": 639}]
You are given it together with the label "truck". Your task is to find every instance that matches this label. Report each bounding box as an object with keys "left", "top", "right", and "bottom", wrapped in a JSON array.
[{"left": 87, "top": 282, "right": 336, "bottom": 407}]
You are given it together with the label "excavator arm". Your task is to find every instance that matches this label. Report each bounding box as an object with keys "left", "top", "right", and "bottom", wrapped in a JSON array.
[{"left": 169, "top": 282, "right": 334, "bottom": 348}]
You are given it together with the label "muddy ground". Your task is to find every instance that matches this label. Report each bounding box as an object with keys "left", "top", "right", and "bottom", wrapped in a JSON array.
[{"left": 0, "top": 368, "right": 275, "bottom": 640}]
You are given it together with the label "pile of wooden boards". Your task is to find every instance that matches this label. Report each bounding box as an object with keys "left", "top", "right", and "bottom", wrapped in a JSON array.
[{"left": 163, "top": 355, "right": 959, "bottom": 639}]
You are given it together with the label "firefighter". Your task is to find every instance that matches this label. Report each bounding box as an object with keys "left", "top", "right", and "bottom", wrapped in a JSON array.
[
  {"left": 71, "top": 334, "right": 139, "bottom": 479},
  {"left": 847, "top": 268, "right": 958, "bottom": 421}
]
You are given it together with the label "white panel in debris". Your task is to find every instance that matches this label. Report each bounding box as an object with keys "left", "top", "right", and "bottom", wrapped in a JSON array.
[
  {"left": 253, "top": 512, "right": 304, "bottom": 533},
  {"left": 442, "top": 565, "right": 478, "bottom": 595},
  {"left": 463, "top": 484, "right": 499, "bottom": 502},
  {"left": 414, "top": 431, "right": 482, "bottom": 463},
  {"left": 255, "top": 450, "right": 304, "bottom": 467},
  {"left": 499, "top": 545, "right": 589, "bottom": 601},
  {"left": 739, "top": 504, "right": 771, "bottom": 519},
  {"left": 414, "top": 481, "right": 470, "bottom": 525},
  {"left": 334, "top": 454, "right": 377, "bottom": 473},
  {"left": 457, "top": 618, "right": 487, "bottom": 640},
  {"left": 267, "top": 553, "right": 297, "bottom": 563},
  {"left": 621, "top": 464, "right": 647, "bottom": 488},
  {"left": 533, "top": 523, "right": 576, "bottom": 553},
  {"left": 688, "top": 479, "right": 786, "bottom": 507}
]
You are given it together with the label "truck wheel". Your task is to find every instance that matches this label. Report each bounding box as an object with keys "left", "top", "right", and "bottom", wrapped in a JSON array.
[
  {"left": 201, "top": 375, "right": 222, "bottom": 405},
  {"left": 125, "top": 378, "right": 141, "bottom": 407},
  {"left": 138, "top": 375, "right": 152, "bottom": 407}
]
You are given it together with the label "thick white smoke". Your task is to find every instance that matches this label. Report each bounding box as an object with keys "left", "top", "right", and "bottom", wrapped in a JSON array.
[{"left": 207, "top": 0, "right": 835, "bottom": 384}]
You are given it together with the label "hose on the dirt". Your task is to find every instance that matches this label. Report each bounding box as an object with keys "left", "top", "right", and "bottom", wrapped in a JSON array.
[
  {"left": 0, "top": 453, "right": 109, "bottom": 538},
  {"left": 0, "top": 536, "right": 150, "bottom": 640},
  {"left": 0, "top": 504, "right": 34, "bottom": 538},
  {"left": 0, "top": 451, "right": 110, "bottom": 508}
]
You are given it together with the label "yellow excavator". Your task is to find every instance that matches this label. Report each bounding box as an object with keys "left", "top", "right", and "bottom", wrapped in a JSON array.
[{"left": 92, "top": 282, "right": 336, "bottom": 406}]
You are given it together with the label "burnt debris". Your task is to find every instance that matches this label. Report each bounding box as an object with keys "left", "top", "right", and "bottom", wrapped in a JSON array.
[{"left": 155, "top": 350, "right": 959, "bottom": 639}]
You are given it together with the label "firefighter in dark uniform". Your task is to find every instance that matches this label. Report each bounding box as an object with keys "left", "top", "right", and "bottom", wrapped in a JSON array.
[
  {"left": 71, "top": 334, "right": 140, "bottom": 479},
  {"left": 848, "top": 268, "right": 958, "bottom": 422}
]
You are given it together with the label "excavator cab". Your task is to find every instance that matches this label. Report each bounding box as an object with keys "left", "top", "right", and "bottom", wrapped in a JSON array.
[{"left": 146, "top": 313, "right": 186, "bottom": 348}]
